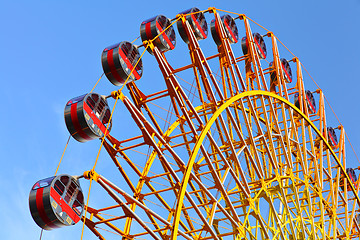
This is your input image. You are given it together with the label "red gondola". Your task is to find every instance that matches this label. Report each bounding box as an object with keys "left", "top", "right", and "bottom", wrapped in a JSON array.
[
  {"left": 340, "top": 168, "right": 357, "bottom": 191},
  {"left": 270, "top": 58, "right": 293, "bottom": 84},
  {"left": 101, "top": 41, "right": 143, "bottom": 86},
  {"left": 29, "top": 174, "right": 84, "bottom": 230},
  {"left": 241, "top": 32, "right": 267, "bottom": 59},
  {"left": 327, "top": 126, "right": 338, "bottom": 147},
  {"left": 211, "top": 14, "right": 238, "bottom": 46},
  {"left": 140, "top": 15, "right": 176, "bottom": 54},
  {"left": 177, "top": 7, "right": 208, "bottom": 44},
  {"left": 64, "top": 93, "right": 112, "bottom": 142},
  {"left": 294, "top": 90, "right": 316, "bottom": 114}
]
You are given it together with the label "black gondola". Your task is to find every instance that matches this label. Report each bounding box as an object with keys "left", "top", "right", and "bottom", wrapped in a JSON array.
[
  {"left": 29, "top": 174, "right": 84, "bottom": 230},
  {"left": 270, "top": 58, "right": 293, "bottom": 84},
  {"left": 177, "top": 7, "right": 208, "bottom": 44},
  {"left": 211, "top": 14, "right": 238, "bottom": 46},
  {"left": 294, "top": 90, "right": 316, "bottom": 114},
  {"left": 327, "top": 126, "right": 338, "bottom": 147},
  {"left": 340, "top": 168, "right": 357, "bottom": 191},
  {"left": 64, "top": 93, "right": 112, "bottom": 142},
  {"left": 140, "top": 15, "right": 176, "bottom": 54},
  {"left": 241, "top": 32, "right": 267, "bottom": 59},
  {"left": 101, "top": 41, "right": 143, "bottom": 86}
]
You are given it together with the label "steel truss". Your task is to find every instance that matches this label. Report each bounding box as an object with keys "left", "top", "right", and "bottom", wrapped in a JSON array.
[{"left": 81, "top": 8, "right": 360, "bottom": 240}]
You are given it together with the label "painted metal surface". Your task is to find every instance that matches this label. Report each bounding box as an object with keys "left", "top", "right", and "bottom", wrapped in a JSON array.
[
  {"left": 294, "top": 89, "right": 317, "bottom": 114},
  {"left": 341, "top": 168, "right": 358, "bottom": 191},
  {"left": 270, "top": 58, "right": 293, "bottom": 85},
  {"left": 210, "top": 14, "right": 238, "bottom": 45},
  {"left": 241, "top": 32, "right": 267, "bottom": 59},
  {"left": 140, "top": 15, "right": 176, "bottom": 54},
  {"left": 29, "top": 175, "right": 84, "bottom": 230},
  {"left": 328, "top": 126, "right": 338, "bottom": 147},
  {"left": 101, "top": 41, "right": 143, "bottom": 86},
  {"left": 64, "top": 93, "right": 112, "bottom": 142},
  {"left": 177, "top": 7, "right": 208, "bottom": 44}
]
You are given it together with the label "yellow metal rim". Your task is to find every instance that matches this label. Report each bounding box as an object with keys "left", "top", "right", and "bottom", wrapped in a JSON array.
[{"left": 171, "top": 90, "right": 358, "bottom": 240}]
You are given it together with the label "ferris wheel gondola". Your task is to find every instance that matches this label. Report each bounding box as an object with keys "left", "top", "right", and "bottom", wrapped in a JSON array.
[
  {"left": 64, "top": 93, "right": 112, "bottom": 142},
  {"left": 327, "top": 126, "right": 338, "bottom": 147},
  {"left": 140, "top": 15, "right": 176, "bottom": 54},
  {"left": 177, "top": 7, "right": 208, "bottom": 44},
  {"left": 29, "top": 175, "right": 84, "bottom": 230},
  {"left": 101, "top": 41, "right": 143, "bottom": 86},
  {"left": 241, "top": 32, "right": 267, "bottom": 59},
  {"left": 270, "top": 58, "right": 293, "bottom": 84},
  {"left": 340, "top": 168, "right": 358, "bottom": 191},
  {"left": 294, "top": 90, "right": 317, "bottom": 114},
  {"left": 210, "top": 14, "right": 238, "bottom": 45}
]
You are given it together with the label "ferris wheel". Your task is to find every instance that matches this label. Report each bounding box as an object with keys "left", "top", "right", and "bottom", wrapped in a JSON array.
[{"left": 29, "top": 7, "right": 360, "bottom": 240}]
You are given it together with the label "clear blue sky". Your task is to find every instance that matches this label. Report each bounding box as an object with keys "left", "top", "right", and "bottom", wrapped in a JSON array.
[{"left": 1, "top": 0, "right": 360, "bottom": 239}]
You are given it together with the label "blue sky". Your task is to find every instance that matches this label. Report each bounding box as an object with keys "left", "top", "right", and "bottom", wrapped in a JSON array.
[{"left": 1, "top": 0, "right": 360, "bottom": 239}]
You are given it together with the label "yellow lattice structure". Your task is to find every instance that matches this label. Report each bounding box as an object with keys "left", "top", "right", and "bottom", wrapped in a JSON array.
[{"left": 74, "top": 7, "right": 360, "bottom": 240}]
